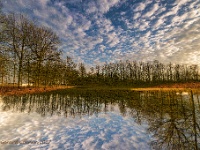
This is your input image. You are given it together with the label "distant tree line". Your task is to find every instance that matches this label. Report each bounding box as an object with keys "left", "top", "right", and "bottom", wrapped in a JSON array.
[{"left": 77, "top": 60, "right": 199, "bottom": 86}]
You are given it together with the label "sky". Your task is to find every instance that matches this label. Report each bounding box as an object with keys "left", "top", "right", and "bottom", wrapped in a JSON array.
[{"left": 2, "top": 0, "right": 200, "bottom": 67}]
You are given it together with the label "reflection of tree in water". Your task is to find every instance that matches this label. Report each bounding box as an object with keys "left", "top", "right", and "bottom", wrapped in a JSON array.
[
  {"left": 1, "top": 89, "right": 200, "bottom": 149},
  {"left": 144, "top": 91, "right": 200, "bottom": 150}
]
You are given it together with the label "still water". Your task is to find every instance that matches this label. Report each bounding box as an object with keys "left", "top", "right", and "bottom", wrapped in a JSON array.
[{"left": 0, "top": 89, "right": 199, "bottom": 150}]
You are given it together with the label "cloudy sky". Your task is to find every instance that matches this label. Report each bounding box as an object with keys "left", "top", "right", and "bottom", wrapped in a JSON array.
[{"left": 2, "top": 0, "right": 200, "bottom": 66}]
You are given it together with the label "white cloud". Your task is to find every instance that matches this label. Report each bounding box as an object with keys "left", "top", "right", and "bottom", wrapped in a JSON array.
[
  {"left": 86, "top": 0, "right": 120, "bottom": 15},
  {"left": 97, "top": 17, "right": 115, "bottom": 34},
  {"left": 153, "top": 18, "right": 200, "bottom": 64},
  {"left": 86, "top": 1, "right": 97, "bottom": 14},
  {"left": 143, "top": 3, "right": 159, "bottom": 18},
  {"left": 161, "top": 6, "right": 179, "bottom": 19},
  {"left": 98, "top": 0, "right": 120, "bottom": 14},
  {"left": 153, "top": 17, "right": 165, "bottom": 30},
  {"left": 107, "top": 32, "right": 120, "bottom": 47},
  {"left": 158, "top": 0, "right": 194, "bottom": 25},
  {"left": 171, "top": 13, "right": 188, "bottom": 26},
  {"left": 133, "top": 12, "right": 141, "bottom": 20},
  {"left": 145, "top": 31, "right": 151, "bottom": 37},
  {"left": 134, "top": 0, "right": 152, "bottom": 12},
  {"left": 38, "top": 0, "right": 49, "bottom": 8},
  {"left": 135, "top": 3, "right": 146, "bottom": 12},
  {"left": 175, "top": 0, "right": 192, "bottom": 8},
  {"left": 98, "top": 45, "right": 106, "bottom": 53},
  {"left": 139, "top": 20, "right": 149, "bottom": 31},
  {"left": 133, "top": 21, "right": 140, "bottom": 29},
  {"left": 66, "top": 15, "right": 73, "bottom": 25}
]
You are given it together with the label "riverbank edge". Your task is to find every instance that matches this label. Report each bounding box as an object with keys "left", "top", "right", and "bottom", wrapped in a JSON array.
[
  {"left": 0, "top": 86, "right": 74, "bottom": 96},
  {"left": 1, "top": 82, "right": 200, "bottom": 96}
]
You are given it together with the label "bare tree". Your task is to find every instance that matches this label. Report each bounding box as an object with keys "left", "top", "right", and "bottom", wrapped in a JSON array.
[
  {"left": 27, "top": 24, "right": 61, "bottom": 86},
  {"left": 2, "top": 14, "right": 32, "bottom": 87}
]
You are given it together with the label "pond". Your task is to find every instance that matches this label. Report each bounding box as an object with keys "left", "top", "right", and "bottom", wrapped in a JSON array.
[{"left": 0, "top": 89, "right": 200, "bottom": 150}]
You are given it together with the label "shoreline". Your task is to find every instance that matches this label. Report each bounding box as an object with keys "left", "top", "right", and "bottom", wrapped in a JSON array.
[
  {"left": 0, "top": 86, "right": 74, "bottom": 96},
  {"left": 1, "top": 82, "right": 200, "bottom": 96}
]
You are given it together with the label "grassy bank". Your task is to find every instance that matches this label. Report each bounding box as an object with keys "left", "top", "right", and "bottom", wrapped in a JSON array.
[
  {"left": 0, "top": 85, "right": 74, "bottom": 96},
  {"left": 130, "top": 82, "right": 200, "bottom": 91},
  {"left": 1, "top": 82, "right": 200, "bottom": 96}
]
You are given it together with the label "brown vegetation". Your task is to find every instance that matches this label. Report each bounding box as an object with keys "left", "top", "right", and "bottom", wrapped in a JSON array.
[
  {"left": 131, "top": 82, "right": 200, "bottom": 91},
  {"left": 152, "top": 82, "right": 200, "bottom": 88},
  {"left": 0, "top": 86, "right": 74, "bottom": 96}
]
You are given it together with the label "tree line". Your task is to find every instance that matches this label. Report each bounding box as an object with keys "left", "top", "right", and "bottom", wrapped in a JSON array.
[
  {"left": 82, "top": 60, "right": 199, "bottom": 86},
  {"left": 0, "top": 13, "right": 199, "bottom": 87}
]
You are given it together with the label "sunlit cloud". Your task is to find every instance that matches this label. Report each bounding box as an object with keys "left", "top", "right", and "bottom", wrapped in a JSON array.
[{"left": 2, "top": 0, "right": 200, "bottom": 66}]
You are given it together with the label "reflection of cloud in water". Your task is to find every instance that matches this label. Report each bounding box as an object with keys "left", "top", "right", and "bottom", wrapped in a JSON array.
[
  {"left": 0, "top": 111, "right": 151, "bottom": 150},
  {"left": 176, "top": 92, "right": 189, "bottom": 95}
]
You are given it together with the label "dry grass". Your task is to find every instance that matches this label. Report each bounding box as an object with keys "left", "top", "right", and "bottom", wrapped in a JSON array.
[
  {"left": 152, "top": 82, "right": 200, "bottom": 88},
  {"left": 0, "top": 86, "right": 74, "bottom": 96},
  {"left": 131, "top": 82, "right": 200, "bottom": 92},
  {"left": 130, "top": 87, "right": 186, "bottom": 91}
]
